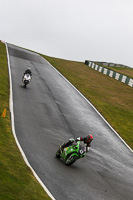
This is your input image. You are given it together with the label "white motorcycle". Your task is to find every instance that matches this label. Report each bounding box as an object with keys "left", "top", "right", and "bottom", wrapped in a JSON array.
[{"left": 22, "top": 74, "right": 31, "bottom": 88}]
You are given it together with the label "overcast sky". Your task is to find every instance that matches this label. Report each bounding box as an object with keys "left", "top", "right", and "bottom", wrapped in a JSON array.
[{"left": 0, "top": 0, "right": 133, "bottom": 68}]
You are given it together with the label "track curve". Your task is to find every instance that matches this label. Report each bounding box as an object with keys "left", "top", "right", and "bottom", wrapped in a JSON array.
[{"left": 7, "top": 43, "right": 133, "bottom": 200}]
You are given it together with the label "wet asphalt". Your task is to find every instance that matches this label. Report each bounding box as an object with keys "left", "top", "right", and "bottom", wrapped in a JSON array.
[{"left": 7, "top": 43, "right": 133, "bottom": 200}]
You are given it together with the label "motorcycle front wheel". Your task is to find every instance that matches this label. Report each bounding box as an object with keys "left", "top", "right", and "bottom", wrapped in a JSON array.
[{"left": 56, "top": 148, "right": 61, "bottom": 158}]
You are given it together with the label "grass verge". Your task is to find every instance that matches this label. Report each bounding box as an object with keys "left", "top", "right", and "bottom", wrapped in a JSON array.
[
  {"left": 0, "top": 41, "right": 51, "bottom": 200},
  {"left": 41, "top": 54, "right": 133, "bottom": 150}
]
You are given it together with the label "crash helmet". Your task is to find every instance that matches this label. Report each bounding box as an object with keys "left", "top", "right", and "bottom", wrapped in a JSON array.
[
  {"left": 84, "top": 134, "right": 93, "bottom": 143},
  {"left": 28, "top": 67, "right": 31, "bottom": 71}
]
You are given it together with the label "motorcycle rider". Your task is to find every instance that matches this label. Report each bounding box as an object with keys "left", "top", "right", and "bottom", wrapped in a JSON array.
[
  {"left": 60, "top": 134, "right": 93, "bottom": 153},
  {"left": 24, "top": 67, "right": 32, "bottom": 77}
]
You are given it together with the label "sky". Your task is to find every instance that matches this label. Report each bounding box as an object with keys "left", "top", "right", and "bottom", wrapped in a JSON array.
[{"left": 0, "top": 0, "right": 133, "bottom": 68}]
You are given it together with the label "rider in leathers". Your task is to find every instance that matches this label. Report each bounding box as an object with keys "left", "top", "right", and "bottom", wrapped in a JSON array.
[
  {"left": 24, "top": 67, "right": 32, "bottom": 77},
  {"left": 60, "top": 134, "right": 93, "bottom": 152}
]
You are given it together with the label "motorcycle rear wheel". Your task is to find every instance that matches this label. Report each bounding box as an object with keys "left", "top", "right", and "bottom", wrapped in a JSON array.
[{"left": 65, "top": 155, "right": 78, "bottom": 166}]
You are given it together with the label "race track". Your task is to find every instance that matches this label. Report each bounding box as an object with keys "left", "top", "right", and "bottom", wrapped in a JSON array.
[{"left": 7, "top": 43, "right": 133, "bottom": 200}]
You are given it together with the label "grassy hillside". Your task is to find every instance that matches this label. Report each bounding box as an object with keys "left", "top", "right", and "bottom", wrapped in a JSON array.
[
  {"left": 42, "top": 54, "right": 133, "bottom": 150},
  {"left": 0, "top": 41, "right": 51, "bottom": 200}
]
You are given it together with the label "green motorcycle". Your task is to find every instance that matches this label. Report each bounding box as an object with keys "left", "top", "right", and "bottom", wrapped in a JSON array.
[{"left": 56, "top": 141, "right": 87, "bottom": 166}]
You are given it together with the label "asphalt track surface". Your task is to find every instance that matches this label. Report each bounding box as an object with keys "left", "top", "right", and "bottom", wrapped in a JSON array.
[{"left": 7, "top": 43, "right": 133, "bottom": 200}]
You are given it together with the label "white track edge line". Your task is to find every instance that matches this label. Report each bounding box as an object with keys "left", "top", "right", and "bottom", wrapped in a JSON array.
[
  {"left": 42, "top": 56, "right": 133, "bottom": 153},
  {"left": 5, "top": 43, "right": 56, "bottom": 200}
]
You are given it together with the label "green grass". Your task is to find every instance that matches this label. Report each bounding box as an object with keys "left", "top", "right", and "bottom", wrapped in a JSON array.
[
  {"left": 0, "top": 41, "right": 51, "bottom": 200},
  {"left": 41, "top": 54, "right": 133, "bottom": 150}
]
